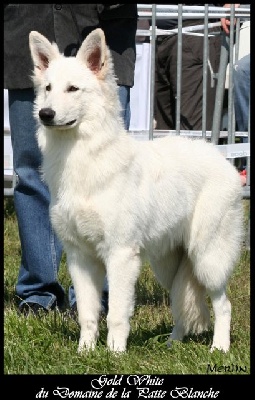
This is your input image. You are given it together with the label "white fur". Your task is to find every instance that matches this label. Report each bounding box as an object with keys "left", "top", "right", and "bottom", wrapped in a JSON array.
[{"left": 29, "top": 29, "right": 244, "bottom": 353}]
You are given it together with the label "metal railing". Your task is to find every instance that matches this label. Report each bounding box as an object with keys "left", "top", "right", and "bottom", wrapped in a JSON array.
[{"left": 132, "top": 4, "right": 250, "bottom": 199}]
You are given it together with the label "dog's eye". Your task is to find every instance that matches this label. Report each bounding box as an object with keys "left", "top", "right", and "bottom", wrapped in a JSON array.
[
  {"left": 67, "top": 86, "right": 79, "bottom": 92},
  {"left": 46, "top": 84, "right": 51, "bottom": 91}
]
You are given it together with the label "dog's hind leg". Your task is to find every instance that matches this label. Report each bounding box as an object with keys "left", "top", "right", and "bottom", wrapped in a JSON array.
[
  {"left": 106, "top": 247, "right": 141, "bottom": 352},
  {"left": 191, "top": 238, "right": 238, "bottom": 352},
  {"left": 187, "top": 180, "right": 243, "bottom": 351},
  {"left": 207, "top": 288, "right": 231, "bottom": 352},
  {"left": 168, "top": 255, "right": 210, "bottom": 345},
  {"left": 66, "top": 246, "right": 105, "bottom": 353},
  {"left": 149, "top": 247, "right": 183, "bottom": 291}
]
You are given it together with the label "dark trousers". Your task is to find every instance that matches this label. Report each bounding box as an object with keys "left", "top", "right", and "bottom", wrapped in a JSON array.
[{"left": 154, "top": 26, "right": 221, "bottom": 130}]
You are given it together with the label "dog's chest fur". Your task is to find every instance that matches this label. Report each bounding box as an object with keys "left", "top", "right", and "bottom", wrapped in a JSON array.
[{"left": 50, "top": 200, "right": 105, "bottom": 249}]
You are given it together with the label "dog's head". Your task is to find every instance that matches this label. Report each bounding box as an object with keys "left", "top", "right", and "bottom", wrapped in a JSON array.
[{"left": 29, "top": 29, "right": 120, "bottom": 130}]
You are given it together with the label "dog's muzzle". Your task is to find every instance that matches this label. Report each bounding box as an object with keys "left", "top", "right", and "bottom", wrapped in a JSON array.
[{"left": 39, "top": 108, "right": 76, "bottom": 127}]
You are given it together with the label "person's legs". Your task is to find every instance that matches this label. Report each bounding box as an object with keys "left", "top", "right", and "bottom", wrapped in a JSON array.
[
  {"left": 154, "top": 25, "right": 221, "bottom": 131},
  {"left": 233, "top": 54, "right": 250, "bottom": 175},
  {"left": 234, "top": 53, "right": 250, "bottom": 135},
  {"left": 117, "top": 85, "right": 131, "bottom": 130},
  {"left": 207, "top": 30, "right": 221, "bottom": 129},
  {"left": 154, "top": 35, "right": 176, "bottom": 130},
  {"left": 9, "top": 88, "right": 66, "bottom": 312},
  {"left": 169, "top": 32, "right": 220, "bottom": 131}
]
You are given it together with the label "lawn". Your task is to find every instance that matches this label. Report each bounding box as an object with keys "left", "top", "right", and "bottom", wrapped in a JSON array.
[{"left": 4, "top": 198, "right": 250, "bottom": 378}]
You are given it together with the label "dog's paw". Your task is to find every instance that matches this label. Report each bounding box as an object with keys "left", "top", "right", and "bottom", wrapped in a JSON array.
[
  {"left": 210, "top": 329, "right": 230, "bottom": 352},
  {"left": 210, "top": 340, "right": 230, "bottom": 353},
  {"left": 170, "top": 324, "right": 185, "bottom": 341},
  {"left": 107, "top": 336, "right": 127, "bottom": 353},
  {"left": 167, "top": 335, "right": 183, "bottom": 349},
  {"left": 77, "top": 336, "right": 96, "bottom": 354}
]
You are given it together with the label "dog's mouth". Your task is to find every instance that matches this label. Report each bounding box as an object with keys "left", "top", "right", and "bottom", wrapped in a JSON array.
[
  {"left": 66, "top": 120, "right": 76, "bottom": 126},
  {"left": 43, "top": 119, "right": 77, "bottom": 127}
]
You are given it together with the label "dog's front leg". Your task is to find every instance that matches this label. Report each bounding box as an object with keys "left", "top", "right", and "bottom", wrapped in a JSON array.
[
  {"left": 106, "top": 247, "right": 141, "bottom": 352},
  {"left": 66, "top": 246, "right": 105, "bottom": 353}
]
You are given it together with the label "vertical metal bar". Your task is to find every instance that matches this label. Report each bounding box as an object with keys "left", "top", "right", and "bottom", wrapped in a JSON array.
[
  {"left": 232, "top": 17, "right": 241, "bottom": 133},
  {"left": 234, "top": 18, "right": 240, "bottom": 82},
  {"left": 176, "top": 4, "right": 183, "bottom": 134},
  {"left": 227, "top": 4, "right": 236, "bottom": 148},
  {"left": 149, "top": 4, "right": 156, "bottom": 141},
  {"left": 202, "top": 4, "right": 209, "bottom": 138},
  {"left": 211, "top": 32, "right": 230, "bottom": 144}
]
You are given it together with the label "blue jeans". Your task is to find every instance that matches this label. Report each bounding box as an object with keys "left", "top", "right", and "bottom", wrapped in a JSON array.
[
  {"left": 233, "top": 53, "right": 250, "bottom": 140},
  {"left": 9, "top": 89, "right": 65, "bottom": 310},
  {"left": 9, "top": 85, "right": 130, "bottom": 311},
  {"left": 118, "top": 85, "right": 131, "bottom": 131}
]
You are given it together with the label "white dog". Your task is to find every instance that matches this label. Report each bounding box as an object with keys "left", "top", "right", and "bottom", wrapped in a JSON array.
[{"left": 29, "top": 28, "right": 243, "bottom": 353}]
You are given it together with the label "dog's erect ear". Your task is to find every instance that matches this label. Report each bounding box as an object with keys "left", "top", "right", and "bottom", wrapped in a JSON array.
[
  {"left": 29, "top": 31, "right": 60, "bottom": 75},
  {"left": 76, "top": 28, "right": 107, "bottom": 77}
]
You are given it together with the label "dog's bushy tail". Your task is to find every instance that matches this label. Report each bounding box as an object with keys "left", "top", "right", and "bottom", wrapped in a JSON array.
[{"left": 170, "top": 255, "right": 210, "bottom": 339}]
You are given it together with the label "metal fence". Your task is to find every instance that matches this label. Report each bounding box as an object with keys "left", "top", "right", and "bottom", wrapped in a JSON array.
[
  {"left": 130, "top": 4, "right": 250, "bottom": 199},
  {"left": 4, "top": 4, "right": 250, "bottom": 199}
]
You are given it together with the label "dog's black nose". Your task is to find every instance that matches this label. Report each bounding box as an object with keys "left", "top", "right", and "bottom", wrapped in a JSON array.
[{"left": 39, "top": 108, "right": 56, "bottom": 122}]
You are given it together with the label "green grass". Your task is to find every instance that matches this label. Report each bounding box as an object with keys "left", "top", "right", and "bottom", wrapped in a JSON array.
[{"left": 4, "top": 198, "right": 250, "bottom": 375}]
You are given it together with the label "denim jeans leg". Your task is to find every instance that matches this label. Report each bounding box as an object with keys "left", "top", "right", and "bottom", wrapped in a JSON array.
[
  {"left": 118, "top": 85, "right": 131, "bottom": 131},
  {"left": 8, "top": 88, "right": 66, "bottom": 311},
  {"left": 233, "top": 54, "right": 250, "bottom": 135}
]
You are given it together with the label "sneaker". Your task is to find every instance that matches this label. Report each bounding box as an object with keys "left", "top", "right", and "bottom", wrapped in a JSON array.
[{"left": 19, "top": 302, "right": 49, "bottom": 316}]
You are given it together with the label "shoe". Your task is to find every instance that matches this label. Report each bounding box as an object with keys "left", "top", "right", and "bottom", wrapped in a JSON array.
[{"left": 19, "top": 302, "right": 49, "bottom": 316}]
